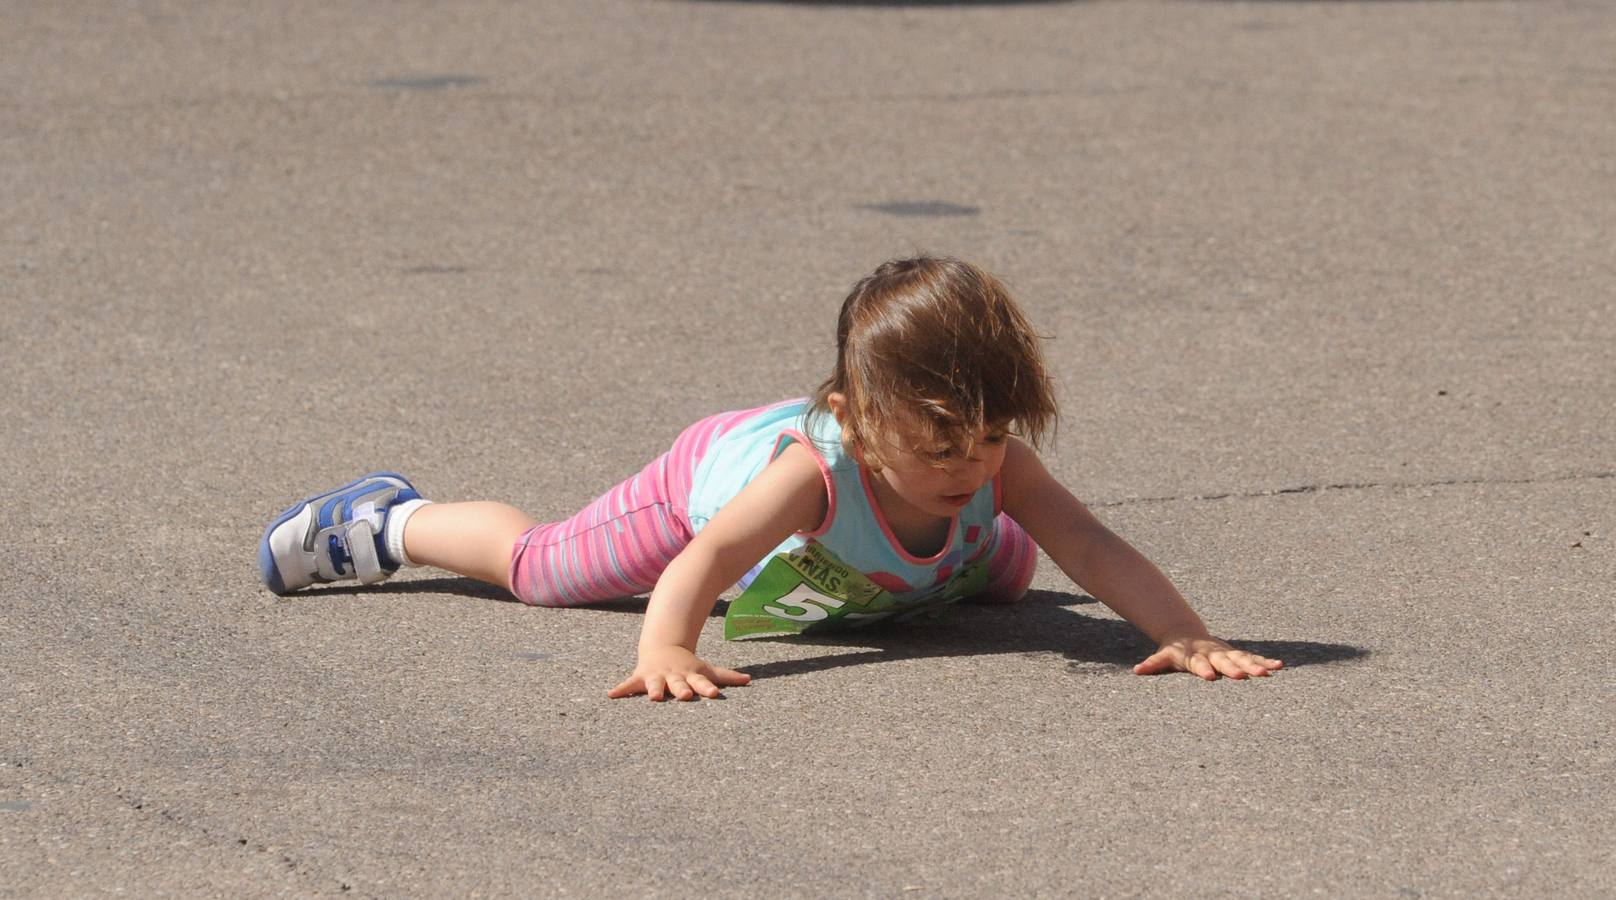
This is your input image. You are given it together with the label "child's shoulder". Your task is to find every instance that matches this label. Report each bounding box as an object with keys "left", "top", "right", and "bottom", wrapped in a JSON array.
[
  {"left": 752, "top": 439, "right": 831, "bottom": 533},
  {"left": 998, "top": 438, "right": 1056, "bottom": 515},
  {"left": 998, "top": 438, "right": 1096, "bottom": 539}
]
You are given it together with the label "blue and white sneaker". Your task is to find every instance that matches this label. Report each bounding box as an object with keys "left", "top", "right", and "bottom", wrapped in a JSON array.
[{"left": 258, "top": 472, "right": 425, "bottom": 595}]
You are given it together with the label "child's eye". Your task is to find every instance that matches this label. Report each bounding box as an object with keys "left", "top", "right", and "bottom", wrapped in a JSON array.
[{"left": 983, "top": 432, "right": 1009, "bottom": 445}]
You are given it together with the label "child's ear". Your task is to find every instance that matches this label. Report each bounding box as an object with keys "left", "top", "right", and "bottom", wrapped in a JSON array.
[
  {"left": 826, "top": 392, "right": 849, "bottom": 425},
  {"left": 825, "top": 393, "right": 874, "bottom": 467}
]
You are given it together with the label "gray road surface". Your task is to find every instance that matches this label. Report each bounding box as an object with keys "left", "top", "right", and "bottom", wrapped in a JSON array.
[{"left": 3, "top": 1, "right": 1612, "bottom": 897}]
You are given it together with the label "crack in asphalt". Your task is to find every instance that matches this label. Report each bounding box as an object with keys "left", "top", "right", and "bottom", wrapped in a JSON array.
[
  {"left": 1090, "top": 469, "right": 1616, "bottom": 509},
  {"left": 0, "top": 84, "right": 1129, "bottom": 116},
  {"left": 6, "top": 761, "right": 344, "bottom": 893},
  {"left": 96, "top": 780, "right": 360, "bottom": 897}
]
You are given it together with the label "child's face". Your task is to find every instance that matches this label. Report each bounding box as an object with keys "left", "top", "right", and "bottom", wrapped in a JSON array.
[{"left": 867, "top": 421, "right": 1011, "bottom": 520}]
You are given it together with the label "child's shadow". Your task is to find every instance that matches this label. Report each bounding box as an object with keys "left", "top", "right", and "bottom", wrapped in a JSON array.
[
  {"left": 299, "top": 579, "right": 1365, "bottom": 678},
  {"left": 734, "top": 591, "right": 1365, "bottom": 680}
]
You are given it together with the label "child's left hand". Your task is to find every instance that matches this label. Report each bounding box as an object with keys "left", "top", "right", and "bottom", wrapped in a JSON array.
[{"left": 1133, "top": 635, "right": 1282, "bottom": 681}]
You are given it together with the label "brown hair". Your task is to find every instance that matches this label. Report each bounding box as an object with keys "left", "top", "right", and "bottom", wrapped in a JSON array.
[{"left": 808, "top": 256, "right": 1057, "bottom": 468}]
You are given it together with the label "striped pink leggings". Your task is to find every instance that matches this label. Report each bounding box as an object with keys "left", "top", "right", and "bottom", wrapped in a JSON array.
[{"left": 507, "top": 410, "right": 1037, "bottom": 608}]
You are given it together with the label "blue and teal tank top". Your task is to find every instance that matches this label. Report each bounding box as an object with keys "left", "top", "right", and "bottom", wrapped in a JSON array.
[{"left": 685, "top": 398, "right": 1001, "bottom": 604}]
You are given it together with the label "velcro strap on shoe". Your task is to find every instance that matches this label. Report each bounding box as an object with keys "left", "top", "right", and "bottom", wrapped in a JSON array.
[
  {"left": 313, "top": 526, "right": 349, "bottom": 581},
  {"left": 343, "top": 519, "right": 387, "bottom": 584}
]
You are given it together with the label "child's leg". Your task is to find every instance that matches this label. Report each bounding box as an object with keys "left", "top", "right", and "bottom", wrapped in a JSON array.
[
  {"left": 508, "top": 490, "right": 691, "bottom": 607},
  {"left": 401, "top": 502, "right": 537, "bottom": 591},
  {"left": 974, "top": 514, "right": 1037, "bottom": 604},
  {"left": 256, "top": 449, "right": 697, "bottom": 604},
  {"left": 505, "top": 408, "right": 748, "bottom": 607}
]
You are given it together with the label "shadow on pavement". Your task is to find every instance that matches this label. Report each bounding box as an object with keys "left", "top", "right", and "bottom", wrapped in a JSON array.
[
  {"left": 739, "top": 589, "right": 1365, "bottom": 681},
  {"left": 1196, "top": 1, "right": 1492, "bottom": 4},
  {"left": 290, "top": 581, "right": 1364, "bottom": 678},
  {"left": 686, "top": 1, "right": 1083, "bottom": 6},
  {"left": 297, "top": 575, "right": 518, "bottom": 604}
]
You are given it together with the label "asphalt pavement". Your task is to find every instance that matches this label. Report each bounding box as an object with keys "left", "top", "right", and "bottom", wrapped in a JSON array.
[{"left": 2, "top": 1, "right": 1612, "bottom": 897}]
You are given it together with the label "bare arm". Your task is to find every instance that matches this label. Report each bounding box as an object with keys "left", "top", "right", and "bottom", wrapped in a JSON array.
[
  {"left": 999, "top": 439, "right": 1281, "bottom": 680},
  {"left": 607, "top": 441, "right": 827, "bottom": 700}
]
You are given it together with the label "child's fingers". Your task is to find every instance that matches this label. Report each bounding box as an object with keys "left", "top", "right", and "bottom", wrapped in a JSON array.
[
  {"left": 1207, "top": 652, "right": 1252, "bottom": 680},
  {"left": 666, "top": 675, "right": 696, "bottom": 701},
  {"left": 644, "top": 674, "right": 668, "bottom": 702},
  {"left": 1132, "top": 649, "right": 1177, "bottom": 675},
  {"left": 1136, "top": 643, "right": 1282, "bottom": 681},
  {"left": 1221, "top": 650, "right": 1280, "bottom": 676},
  {"left": 686, "top": 673, "right": 721, "bottom": 698},
  {"left": 606, "top": 676, "right": 644, "bottom": 699},
  {"left": 1187, "top": 655, "right": 1219, "bottom": 681},
  {"left": 708, "top": 665, "right": 752, "bottom": 687},
  {"left": 1236, "top": 654, "right": 1275, "bottom": 676}
]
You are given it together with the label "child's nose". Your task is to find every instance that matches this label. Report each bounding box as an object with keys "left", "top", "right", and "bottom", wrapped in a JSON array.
[{"left": 951, "top": 456, "right": 988, "bottom": 482}]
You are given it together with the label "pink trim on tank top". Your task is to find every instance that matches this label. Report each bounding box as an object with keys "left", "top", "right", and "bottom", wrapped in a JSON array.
[
  {"left": 773, "top": 428, "right": 836, "bottom": 539},
  {"left": 857, "top": 464, "right": 956, "bottom": 566}
]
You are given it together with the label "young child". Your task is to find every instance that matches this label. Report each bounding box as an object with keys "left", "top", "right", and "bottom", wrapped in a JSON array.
[{"left": 259, "top": 256, "right": 1281, "bottom": 701}]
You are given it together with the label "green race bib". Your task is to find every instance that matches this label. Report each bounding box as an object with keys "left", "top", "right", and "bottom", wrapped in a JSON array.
[{"left": 723, "top": 541, "right": 990, "bottom": 640}]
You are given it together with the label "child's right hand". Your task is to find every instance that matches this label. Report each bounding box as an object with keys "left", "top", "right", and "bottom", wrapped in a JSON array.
[{"left": 606, "top": 645, "right": 751, "bottom": 702}]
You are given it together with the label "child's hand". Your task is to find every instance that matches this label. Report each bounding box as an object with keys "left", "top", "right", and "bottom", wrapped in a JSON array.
[
  {"left": 1133, "top": 635, "right": 1282, "bottom": 681},
  {"left": 607, "top": 645, "right": 752, "bottom": 701}
]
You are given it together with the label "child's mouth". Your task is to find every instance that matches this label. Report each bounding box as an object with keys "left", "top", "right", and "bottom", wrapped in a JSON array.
[{"left": 941, "top": 492, "right": 973, "bottom": 506}]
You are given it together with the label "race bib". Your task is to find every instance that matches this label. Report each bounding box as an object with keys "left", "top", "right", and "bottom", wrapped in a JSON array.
[{"left": 723, "top": 541, "right": 990, "bottom": 640}]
